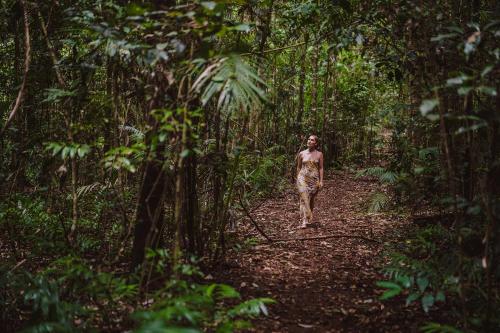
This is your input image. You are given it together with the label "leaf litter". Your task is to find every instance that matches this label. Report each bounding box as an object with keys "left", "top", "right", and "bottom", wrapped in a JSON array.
[{"left": 214, "top": 171, "right": 446, "bottom": 332}]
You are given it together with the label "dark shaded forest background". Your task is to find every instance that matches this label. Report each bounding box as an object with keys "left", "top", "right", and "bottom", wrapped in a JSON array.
[{"left": 1, "top": 0, "right": 499, "bottom": 332}]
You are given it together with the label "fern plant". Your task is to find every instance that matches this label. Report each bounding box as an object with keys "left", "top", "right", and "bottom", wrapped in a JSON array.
[
  {"left": 355, "top": 166, "right": 398, "bottom": 184},
  {"left": 368, "top": 191, "right": 389, "bottom": 213},
  {"left": 356, "top": 166, "right": 398, "bottom": 212},
  {"left": 119, "top": 125, "right": 145, "bottom": 142}
]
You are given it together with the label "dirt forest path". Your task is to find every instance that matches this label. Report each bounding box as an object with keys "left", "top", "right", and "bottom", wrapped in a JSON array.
[{"left": 214, "top": 171, "right": 440, "bottom": 333}]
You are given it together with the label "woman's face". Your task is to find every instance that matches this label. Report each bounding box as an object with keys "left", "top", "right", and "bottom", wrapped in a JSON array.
[{"left": 307, "top": 136, "right": 317, "bottom": 149}]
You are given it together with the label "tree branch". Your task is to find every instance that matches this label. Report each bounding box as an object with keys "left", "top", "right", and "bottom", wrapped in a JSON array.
[
  {"left": 270, "top": 233, "right": 381, "bottom": 244},
  {"left": 240, "top": 31, "right": 336, "bottom": 57},
  {"left": 238, "top": 195, "right": 274, "bottom": 242},
  {"left": 37, "top": 8, "right": 66, "bottom": 87}
]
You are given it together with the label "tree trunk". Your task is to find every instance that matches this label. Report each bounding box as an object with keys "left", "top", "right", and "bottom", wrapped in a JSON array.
[
  {"left": 131, "top": 138, "right": 167, "bottom": 268},
  {"left": 296, "top": 33, "right": 309, "bottom": 131},
  {"left": 321, "top": 50, "right": 331, "bottom": 147},
  {"left": 311, "top": 43, "right": 319, "bottom": 128}
]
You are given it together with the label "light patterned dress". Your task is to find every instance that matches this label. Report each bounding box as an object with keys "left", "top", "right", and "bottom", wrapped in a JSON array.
[
  {"left": 297, "top": 160, "right": 320, "bottom": 195},
  {"left": 297, "top": 159, "right": 320, "bottom": 224}
]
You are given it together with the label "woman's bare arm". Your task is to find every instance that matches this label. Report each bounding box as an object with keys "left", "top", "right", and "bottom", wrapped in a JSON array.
[{"left": 296, "top": 151, "right": 302, "bottom": 179}]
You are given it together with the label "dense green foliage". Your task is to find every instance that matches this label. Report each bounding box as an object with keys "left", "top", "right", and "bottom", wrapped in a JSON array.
[{"left": 1, "top": 0, "right": 499, "bottom": 331}]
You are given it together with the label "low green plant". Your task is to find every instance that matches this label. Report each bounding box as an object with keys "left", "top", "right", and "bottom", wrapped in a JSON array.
[
  {"left": 420, "top": 322, "right": 463, "bottom": 333},
  {"left": 134, "top": 250, "right": 274, "bottom": 333},
  {"left": 376, "top": 225, "right": 454, "bottom": 313},
  {"left": 23, "top": 273, "right": 87, "bottom": 333},
  {"left": 133, "top": 280, "right": 274, "bottom": 333},
  {"left": 236, "top": 146, "right": 288, "bottom": 199},
  {"left": 355, "top": 166, "right": 398, "bottom": 212}
]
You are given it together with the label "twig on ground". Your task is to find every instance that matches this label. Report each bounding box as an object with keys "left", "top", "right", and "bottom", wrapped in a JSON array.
[
  {"left": 238, "top": 196, "right": 274, "bottom": 242},
  {"left": 269, "top": 233, "right": 381, "bottom": 244},
  {"left": 9, "top": 259, "right": 27, "bottom": 273}
]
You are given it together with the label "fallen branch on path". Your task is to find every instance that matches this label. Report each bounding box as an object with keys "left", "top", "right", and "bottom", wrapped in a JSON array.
[
  {"left": 268, "top": 233, "right": 381, "bottom": 244},
  {"left": 237, "top": 194, "right": 380, "bottom": 244},
  {"left": 238, "top": 196, "right": 274, "bottom": 242}
]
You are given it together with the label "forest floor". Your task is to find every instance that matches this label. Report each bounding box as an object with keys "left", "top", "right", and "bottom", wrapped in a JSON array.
[{"left": 214, "top": 170, "right": 443, "bottom": 333}]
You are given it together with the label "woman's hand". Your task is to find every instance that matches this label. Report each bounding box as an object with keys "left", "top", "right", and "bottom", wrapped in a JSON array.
[{"left": 318, "top": 181, "right": 324, "bottom": 189}]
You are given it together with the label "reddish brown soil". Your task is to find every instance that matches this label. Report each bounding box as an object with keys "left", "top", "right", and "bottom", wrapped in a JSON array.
[{"left": 214, "top": 171, "right": 442, "bottom": 333}]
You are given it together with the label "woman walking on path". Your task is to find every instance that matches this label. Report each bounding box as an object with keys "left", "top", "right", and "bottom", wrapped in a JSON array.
[{"left": 296, "top": 135, "right": 324, "bottom": 228}]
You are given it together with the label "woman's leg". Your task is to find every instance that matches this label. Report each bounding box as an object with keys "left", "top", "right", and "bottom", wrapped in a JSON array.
[
  {"left": 309, "top": 193, "right": 317, "bottom": 224},
  {"left": 299, "top": 194, "right": 306, "bottom": 222},
  {"left": 299, "top": 191, "right": 312, "bottom": 226}
]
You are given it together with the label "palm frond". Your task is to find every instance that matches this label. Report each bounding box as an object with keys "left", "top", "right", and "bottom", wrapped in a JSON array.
[
  {"left": 191, "top": 54, "right": 267, "bottom": 113},
  {"left": 75, "top": 182, "right": 111, "bottom": 199},
  {"left": 356, "top": 166, "right": 385, "bottom": 178},
  {"left": 379, "top": 171, "right": 398, "bottom": 184},
  {"left": 368, "top": 191, "right": 389, "bottom": 213},
  {"left": 356, "top": 167, "right": 398, "bottom": 184}
]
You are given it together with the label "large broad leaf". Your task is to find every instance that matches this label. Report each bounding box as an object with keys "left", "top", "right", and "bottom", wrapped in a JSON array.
[
  {"left": 419, "top": 99, "right": 439, "bottom": 116},
  {"left": 416, "top": 276, "right": 429, "bottom": 292},
  {"left": 376, "top": 281, "right": 402, "bottom": 300},
  {"left": 421, "top": 293, "right": 435, "bottom": 313},
  {"left": 421, "top": 323, "right": 463, "bottom": 333},
  {"left": 191, "top": 54, "right": 267, "bottom": 113},
  {"left": 228, "top": 298, "right": 275, "bottom": 318}
]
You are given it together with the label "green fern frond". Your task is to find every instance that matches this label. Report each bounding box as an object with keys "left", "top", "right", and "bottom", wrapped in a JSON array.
[
  {"left": 356, "top": 166, "right": 385, "bottom": 178},
  {"left": 379, "top": 171, "right": 398, "bottom": 184},
  {"left": 119, "top": 125, "right": 145, "bottom": 142},
  {"left": 75, "top": 182, "right": 111, "bottom": 198},
  {"left": 356, "top": 167, "right": 398, "bottom": 184}
]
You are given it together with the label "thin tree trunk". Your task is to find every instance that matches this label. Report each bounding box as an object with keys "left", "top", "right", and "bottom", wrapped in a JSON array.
[
  {"left": 483, "top": 79, "right": 500, "bottom": 331},
  {"left": 173, "top": 107, "right": 188, "bottom": 271},
  {"left": 37, "top": 8, "right": 81, "bottom": 243},
  {"left": 1, "top": 0, "right": 31, "bottom": 136},
  {"left": 251, "top": 0, "right": 274, "bottom": 148},
  {"left": 321, "top": 50, "right": 331, "bottom": 143},
  {"left": 131, "top": 140, "right": 167, "bottom": 268},
  {"left": 296, "top": 33, "right": 309, "bottom": 130},
  {"left": 311, "top": 43, "right": 319, "bottom": 127}
]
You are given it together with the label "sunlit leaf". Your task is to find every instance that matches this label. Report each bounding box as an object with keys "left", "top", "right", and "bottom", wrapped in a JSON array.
[
  {"left": 201, "top": 1, "right": 216, "bottom": 10},
  {"left": 457, "top": 86, "right": 473, "bottom": 95},
  {"left": 476, "top": 86, "right": 497, "bottom": 96},
  {"left": 406, "top": 293, "right": 420, "bottom": 306},
  {"left": 419, "top": 99, "right": 439, "bottom": 116},
  {"left": 421, "top": 293, "right": 435, "bottom": 313},
  {"left": 376, "top": 281, "right": 402, "bottom": 300},
  {"left": 481, "top": 65, "right": 494, "bottom": 77},
  {"left": 232, "top": 24, "right": 251, "bottom": 32},
  {"left": 435, "top": 291, "right": 446, "bottom": 302},
  {"left": 417, "top": 276, "right": 429, "bottom": 292},
  {"left": 430, "top": 33, "right": 458, "bottom": 42}
]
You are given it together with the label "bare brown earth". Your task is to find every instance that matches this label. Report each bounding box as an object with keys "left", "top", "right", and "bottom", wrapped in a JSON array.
[{"left": 214, "top": 171, "right": 443, "bottom": 333}]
